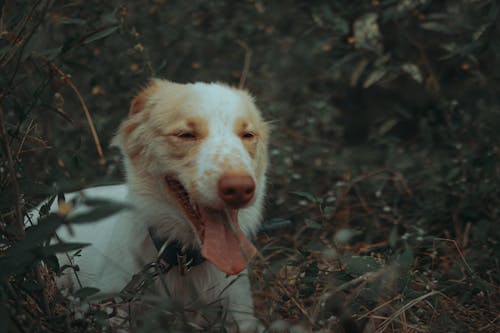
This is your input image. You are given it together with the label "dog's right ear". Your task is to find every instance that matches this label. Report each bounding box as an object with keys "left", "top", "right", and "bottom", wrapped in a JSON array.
[
  {"left": 129, "top": 80, "right": 160, "bottom": 114},
  {"left": 111, "top": 81, "right": 159, "bottom": 149}
]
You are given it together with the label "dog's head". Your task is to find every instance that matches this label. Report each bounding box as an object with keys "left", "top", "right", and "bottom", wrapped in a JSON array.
[{"left": 115, "top": 79, "right": 269, "bottom": 275}]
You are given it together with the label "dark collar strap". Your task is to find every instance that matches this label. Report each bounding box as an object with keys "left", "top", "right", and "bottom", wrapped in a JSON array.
[{"left": 148, "top": 227, "right": 205, "bottom": 272}]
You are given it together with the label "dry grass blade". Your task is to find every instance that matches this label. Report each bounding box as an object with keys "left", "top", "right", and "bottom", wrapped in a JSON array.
[
  {"left": 254, "top": 251, "right": 317, "bottom": 327},
  {"left": 48, "top": 62, "right": 106, "bottom": 164},
  {"left": 225, "top": 210, "right": 316, "bottom": 326},
  {"left": 375, "top": 290, "right": 440, "bottom": 333},
  {"left": 236, "top": 39, "right": 252, "bottom": 89},
  {"left": 433, "top": 237, "right": 474, "bottom": 274},
  {"left": 0, "top": 105, "right": 24, "bottom": 239},
  {"left": 357, "top": 294, "right": 402, "bottom": 320}
]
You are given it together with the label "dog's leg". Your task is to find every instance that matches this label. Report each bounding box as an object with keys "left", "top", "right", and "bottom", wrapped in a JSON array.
[{"left": 223, "top": 271, "right": 264, "bottom": 333}]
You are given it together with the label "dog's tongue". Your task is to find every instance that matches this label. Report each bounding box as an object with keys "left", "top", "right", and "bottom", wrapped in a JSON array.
[{"left": 199, "top": 208, "right": 257, "bottom": 275}]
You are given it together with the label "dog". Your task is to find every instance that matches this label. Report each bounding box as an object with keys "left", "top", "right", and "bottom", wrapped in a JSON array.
[{"left": 45, "top": 79, "right": 269, "bottom": 331}]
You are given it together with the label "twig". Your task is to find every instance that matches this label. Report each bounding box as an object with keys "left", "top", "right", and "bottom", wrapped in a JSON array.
[
  {"left": 48, "top": 62, "right": 106, "bottom": 163},
  {"left": 0, "top": 0, "right": 44, "bottom": 67},
  {"left": 357, "top": 294, "right": 402, "bottom": 320},
  {"left": 375, "top": 290, "right": 439, "bottom": 333},
  {"left": 369, "top": 315, "right": 428, "bottom": 332},
  {"left": 478, "top": 313, "right": 500, "bottom": 331},
  {"left": 337, "top": 169, "right": 389, "bottom": 208},
  {"left": 226, "top": 211, "right": 315, "bottom": 324},
  {"left": 14, "top": 118, "right": 34, "bottom": 160},
  {"left": 331, "top": 270, "right": 384, "bottom": 294},
  {"left": 433, "top": 237, "right": 474, "bottom": 275},
  {"left": 34, "top": 262, "right": 52, "bottom": 316},
  {"left": 353, "top": 184, "right": 373, "bottom": 216},
  {"left": 236, "top": 40, "right": 252, "bottom": 89},
  {"left": 255, "top": 251, "right": 317, "bottom": 327},
  {"left": 0, "top": 105, "right": 25, "bottom": 239}
]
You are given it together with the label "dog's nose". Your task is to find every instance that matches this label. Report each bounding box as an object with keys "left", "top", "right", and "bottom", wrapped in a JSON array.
[{"left": 218, "top": 173, "right": 255, "bottom": 209}]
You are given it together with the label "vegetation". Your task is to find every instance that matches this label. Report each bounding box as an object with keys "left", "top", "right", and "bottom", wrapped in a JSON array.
[{"left": 1, "top": 0, "right": 498, "bottom": 332}]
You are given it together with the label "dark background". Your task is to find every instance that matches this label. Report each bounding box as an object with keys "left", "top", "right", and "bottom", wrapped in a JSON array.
[{"left": 1, "top": 1, "right": 498, "bottom": 332}]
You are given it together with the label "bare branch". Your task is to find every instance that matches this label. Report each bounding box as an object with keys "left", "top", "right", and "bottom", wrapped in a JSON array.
[{"left": 0, "top": 105, "right": 24, "bottom": 239}]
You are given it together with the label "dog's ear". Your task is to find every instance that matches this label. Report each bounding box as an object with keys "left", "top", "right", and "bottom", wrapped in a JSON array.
[{"left": 130, "top": 81, "right": 160, "bottom": 114}]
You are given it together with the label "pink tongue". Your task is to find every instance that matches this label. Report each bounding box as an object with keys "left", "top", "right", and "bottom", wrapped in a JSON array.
[{"left": 199, "top": 208, "right": 257, "bottom": 275}]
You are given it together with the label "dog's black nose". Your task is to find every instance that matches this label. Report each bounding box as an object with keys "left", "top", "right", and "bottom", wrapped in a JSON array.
[{"left": 218, "top": 173, "right": 255, "bottom": 209}]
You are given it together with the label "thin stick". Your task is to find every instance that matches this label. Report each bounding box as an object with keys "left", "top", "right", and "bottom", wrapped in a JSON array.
[
  {"left": 357, "top": 294, "right": 402, "bottom": 320},
  {"left": 433, "top": 237, "right": 473, "bottom": 274},
  {"left": 255, "top": 251, "right": 317, "bottom": 326},
  {"left": 48, "top": 62, "right": 106, "bottom": 163},
  {"left": 0, "top": 105, "right": 25, "bottom": 238},
  {"left": 34, "top": 262, "right": 52, "bottom": 316},
  {"left": 14, "top": 118, "right": 34, "bottom": 160},
  {"left": 330, "top": 270, "right": 384, "bottom": 295},
  {"left": 375, "top": 290, "right": 439, "bottom": 333},
  {"left": 225, "top": 210, "right": 316, "bottom": 326},
  {"left": 236, "top": 40, "right": 252, "bottom": 89}
]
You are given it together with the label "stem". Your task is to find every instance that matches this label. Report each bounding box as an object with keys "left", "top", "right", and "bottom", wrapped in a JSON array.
[{"left": 0, "top": 105, "right": 24, "bottom": 239}]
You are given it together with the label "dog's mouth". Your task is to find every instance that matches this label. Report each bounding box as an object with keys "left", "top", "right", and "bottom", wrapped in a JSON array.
[{"left": 165, "top": 176, "right": 257, "bottom": 275}]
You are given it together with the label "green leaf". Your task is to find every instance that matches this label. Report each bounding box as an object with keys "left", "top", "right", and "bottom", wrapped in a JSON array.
[
  {"left": 290, "top": 191, "right": 319, "bottom": 203},
  {"left": 322, "top": 248, "right": 338, "bottom": 259},
  {"left": 36, "top": 46, "right": 62, "bottom": 60},
  {"left": 55, "top": 18, "right": 87, "bottom": 25},
  {"left": 302, "top": 242, "right": 326, "bottom": 252},
  {"left": 350, "top": 58, "right": 370, "bottom": 86},
  {"left": 321, "top": 206, "right": 335, "bottom": 215},
  {"left": 343, "top": 255, "right": 383, "bottom": 276},
  {"left": 363, "top": 68, "right": 386, "bottom": 88},
  {"left": 334, "top": 229, "right": 362, "bottom": 245},
  {"left": 389, "top": 225, "right": 398, "bottom": 248},
  {"left": 378, "top": 118, "right": 399, "bottom": 136},
  {"left": 305, "top": 220, "right": 322, "bottom": 230},
  {"left": 9, "top": 214, "right": 65, "bottom": 256},
  {"left": 0, "top": 252, "right": 36, "bottom": 278},
  {"left": 39, "top": 195, "right": 57, "bottom": 218},
  {"left": 43, "top": 255, "right": 60, "bottom": 273},
  {"left": 38, "top": 242, "right": 90, "bottom": 256},
  {"left": 260, "top": 218, "right": 292, "bottom": 232},
  {"left": 395, "top": 248, "right": 414, "bottom": 271},
  {"left": 83, "top": 26, "right": 119, "bottom": 44},
  {"left": 421, "top": 22, "right": 453, "bottom": 34}
]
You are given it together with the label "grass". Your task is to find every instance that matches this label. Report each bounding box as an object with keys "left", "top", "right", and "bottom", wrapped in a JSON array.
[{"left": 247, "top": 134, "right": 499, "bottom": 332}]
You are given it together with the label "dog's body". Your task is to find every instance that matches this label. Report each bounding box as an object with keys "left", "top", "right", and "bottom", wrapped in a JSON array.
[{"left": 43, "top": 80, "right": 269, "bottom": 331}]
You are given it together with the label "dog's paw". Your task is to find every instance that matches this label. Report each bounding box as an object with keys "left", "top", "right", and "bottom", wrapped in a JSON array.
[{"left": 237, "top": 319, "right": 265, "bottom": 333}]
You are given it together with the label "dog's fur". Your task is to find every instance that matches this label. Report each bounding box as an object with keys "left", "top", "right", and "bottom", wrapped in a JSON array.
[{"left": 46, "top": 80, "right": 269, "bottom": 331}]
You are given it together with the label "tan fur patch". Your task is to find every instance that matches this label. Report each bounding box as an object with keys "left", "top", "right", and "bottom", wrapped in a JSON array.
[
  {"left": 129, "top": 82, "right": 159, "bottom": 114},
  {"left": 233, "top": 99, "right": 270, "bottom": 180},
  {"left": 123, "top": 121, "right": 140, "bottom": 138}
]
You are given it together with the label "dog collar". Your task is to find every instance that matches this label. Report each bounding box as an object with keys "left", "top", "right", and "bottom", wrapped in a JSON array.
[{"left": 148, "top": 227, "right": 205, "bottom": 275}]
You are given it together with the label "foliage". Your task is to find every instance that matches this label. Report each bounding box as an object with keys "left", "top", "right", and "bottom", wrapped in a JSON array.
[{"left": 0, "top": 0, "right": 498, "bottom": 332}]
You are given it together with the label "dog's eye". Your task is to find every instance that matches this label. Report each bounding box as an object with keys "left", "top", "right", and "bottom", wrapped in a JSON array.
[
  {"left": 241, "top": 132, "right": 256, "bottom": 140},
  {"left": 176, "top": 132, "right": 197, "bottom": 140}
]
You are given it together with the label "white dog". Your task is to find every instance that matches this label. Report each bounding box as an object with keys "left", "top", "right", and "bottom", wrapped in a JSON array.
[{"left": 47, "top": 79, "right": 269, "bottom": 331}]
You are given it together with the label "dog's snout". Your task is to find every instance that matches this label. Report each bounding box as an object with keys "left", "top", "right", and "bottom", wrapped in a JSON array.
[{"left": 218, "top": 173, "right": 255, "bottom": 208}]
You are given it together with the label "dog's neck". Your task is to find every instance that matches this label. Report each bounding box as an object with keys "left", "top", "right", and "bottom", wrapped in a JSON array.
[
  {"left": 148, "top": 226, "right": 205, "bottom": 273},
  {"left": 124, "top": 182, "right": 200, "bottom": 248}
]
